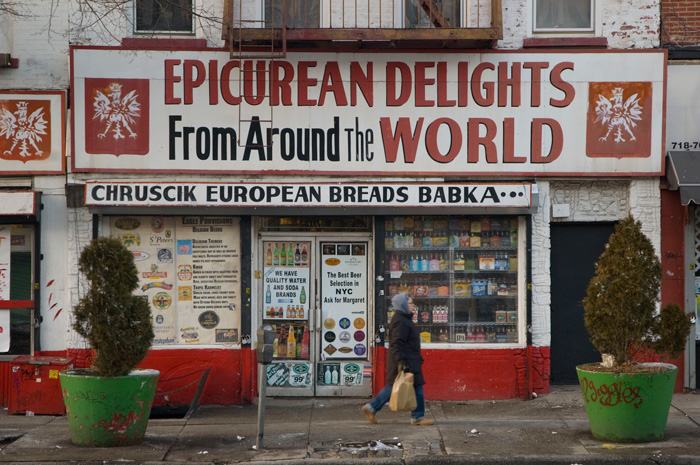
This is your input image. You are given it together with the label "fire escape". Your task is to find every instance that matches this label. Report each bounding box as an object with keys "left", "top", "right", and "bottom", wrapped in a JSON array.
[{"left": 221, "top": 0, "right": 503, "bottom": 151}]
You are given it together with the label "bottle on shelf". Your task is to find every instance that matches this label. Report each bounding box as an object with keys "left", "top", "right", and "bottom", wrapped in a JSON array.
[
  {"left": 390, "top": 254, "right": 400, "bottom": 271},
  {"left": 278, "top": 329, "right": 287, "bottom": 357},
  {"left": 414, "top": 216, "right": 423, "bottom": 232},
  {"left": 266, "top": 243, "right": 273, "bottom": 266},
  {"left": 454, "top": 253, "right": 465, "bottom": 271},
  {"left": 385, "top": 231, "right": 394, "bottom": 249},
  {"left": 273, "top": 243, "right": 280, "bottom": 265},
  {"left": 421, "top": 254, "right": 429, "bottom": 271},
  {"left": 287, "top": 325, "right": 296, "bottom": 358},
  {"left": 295, "top": 327, "right": 302, "bottom": 358},
  {"left": 491, "top": 231, "right": 501, "bottom": 248},
  {"left": 429, "top": 254, "right": 440, "bottom": 271},
  {"left": 331, "top": 366, "right": 339, "bottom": 384},
  {"left": 301, "top": 326, "right": 309, "bottom": 358},
  {"left": 414, "top": 232, "right": 423, "bottom": 248}
]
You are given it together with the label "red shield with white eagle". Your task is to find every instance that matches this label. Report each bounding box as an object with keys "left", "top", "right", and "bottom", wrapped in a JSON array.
[
  {"left": 85, "top": 78, "right": 149, "bottom": 156},
  {"left": 586, "top": 82, "right": 652, "bottom": 158},
  {"left": 0, "top": 99, "right": 52, "bottom": 162}
]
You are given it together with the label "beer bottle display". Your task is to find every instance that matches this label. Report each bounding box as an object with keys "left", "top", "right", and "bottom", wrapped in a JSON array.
[
  {"left": 295, "top": 327, "right": 302, "bottom": 358},
  {"left": 266, "top": 243, "right": 273, "bottom": 266},
  {"left": 286, "top": 325, "right": 296, "bottom": 358},
  {"left": 384, "top": 215, "right": 520, "bottom": 345},
  {"left": 273, "top": 243, "right": 280, "bottom": 265}
]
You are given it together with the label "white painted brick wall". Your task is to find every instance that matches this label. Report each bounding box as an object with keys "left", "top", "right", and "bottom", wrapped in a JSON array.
[
  {"left": 500, "top": 0, "right": 660, "bottom": 49},
  {"left": 531, "top": 179, "right": 661, "bottom": 348},
  {"left": 0, "top": 0, "right": 70, "bottom": 90}
]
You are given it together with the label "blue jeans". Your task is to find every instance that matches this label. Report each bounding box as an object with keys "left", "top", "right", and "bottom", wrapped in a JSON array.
[{"left": 367, "top": 383, "right": 425, "bottom": 420}]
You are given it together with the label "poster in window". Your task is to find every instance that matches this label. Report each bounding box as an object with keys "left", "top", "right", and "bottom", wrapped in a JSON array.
[
  {"left": 176, "top": 217, "right": 240, "bottom": 344},
  {"left": 110, "top": 216, "right": 241, "bottom": 346},
  {"left": 320, "top": 242, "right": 368, "bottom": 359}
]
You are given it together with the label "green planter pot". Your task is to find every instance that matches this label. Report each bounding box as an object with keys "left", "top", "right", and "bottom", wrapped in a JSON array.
[
  {"left": 576, "top": 363, "right": 677, "bottom": 443},
  {"left": 59, "top": 368, "right": 159, "bottom": 447}
]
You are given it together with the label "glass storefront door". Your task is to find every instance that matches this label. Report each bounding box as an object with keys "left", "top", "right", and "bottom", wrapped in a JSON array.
[{"left": 258, "top": 234, "right": 373, "bottom": 397}]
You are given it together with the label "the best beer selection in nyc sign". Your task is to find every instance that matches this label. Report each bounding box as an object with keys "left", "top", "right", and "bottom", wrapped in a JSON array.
[{"left": 70, "top": 47, "right": 665, "bottom": 177}]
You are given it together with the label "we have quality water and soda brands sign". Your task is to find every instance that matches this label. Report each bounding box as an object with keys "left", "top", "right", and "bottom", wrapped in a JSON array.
[{"left": 71, "top": 48, "right": 665, "bottom": 176}]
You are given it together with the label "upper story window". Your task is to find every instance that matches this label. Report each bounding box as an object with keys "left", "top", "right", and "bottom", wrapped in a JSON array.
[
  {"left": 533, "top": 0, "right": 593, "bottom": 32},
  {"left": 264, "top": 0, "right": 320, "bottom": 28},
  {"left": 405, "top": 0, "right": 462, "bottom": 28},
  {"left": 135, "top": 0, "right": 194, "bottom": 33}
]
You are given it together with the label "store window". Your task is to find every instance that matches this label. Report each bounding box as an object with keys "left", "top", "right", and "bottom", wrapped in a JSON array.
[
  {"left": 135, "top": 0, "right": 194, "bottom": 33},
  {"left": 107, "top": 216, "right": 241, "bottom": 346},
  {"left": 382, "top": 215, "right": 524, "bottom": 344},
  {"left": 533, "top": 0, "right": 593, "bottom": 32},
  {"left": 405, "top": 0, "right": 462, "bottom": 28},
  {"left": 0, "top": 224, "right": 36, "bottom": 355},
  {"left": 264, "top": 0, "right": 320, "bottom": 28}
]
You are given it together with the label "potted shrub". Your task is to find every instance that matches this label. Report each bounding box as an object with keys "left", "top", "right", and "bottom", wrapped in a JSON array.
[
  {"left": 59, "top": 236, "right": 158, "bottom": 446},
  {"left": 577, "top": 215, "right": 692, "bottom": 442}
]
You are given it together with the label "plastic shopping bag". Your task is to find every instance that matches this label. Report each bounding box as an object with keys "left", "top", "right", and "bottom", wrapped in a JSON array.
[{"left": 389, "top": 370, "right": 417, "bottom": 411}]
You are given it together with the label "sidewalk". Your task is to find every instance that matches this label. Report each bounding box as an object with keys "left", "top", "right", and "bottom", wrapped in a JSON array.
[{"left": 1, "top": 386, "right": 700, "bottom": 464}]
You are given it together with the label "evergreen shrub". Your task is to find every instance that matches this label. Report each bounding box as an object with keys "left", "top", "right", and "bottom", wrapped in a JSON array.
[
  {"left": 73, "top": 237, "right": 154, "bottom": 377},
  {"left": 582, "top": 215, "right": 692, "bottom": 369}
]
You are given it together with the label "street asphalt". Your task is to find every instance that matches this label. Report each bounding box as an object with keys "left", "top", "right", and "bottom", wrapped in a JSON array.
[{"left": 1, "top": 385, "right": 700, "bottom": 464}]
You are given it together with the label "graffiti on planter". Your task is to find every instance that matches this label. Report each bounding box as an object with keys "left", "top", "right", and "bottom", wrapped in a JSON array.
[{"left": 579, "top": 377, "right": 643, "bottom": 408}]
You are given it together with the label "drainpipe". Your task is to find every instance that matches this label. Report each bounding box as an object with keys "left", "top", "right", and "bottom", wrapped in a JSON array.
[{"left": 526, "top": 215, "right": 534, "bottom": 399}]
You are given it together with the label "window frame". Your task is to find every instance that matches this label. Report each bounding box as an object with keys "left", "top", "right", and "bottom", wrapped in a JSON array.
[
  {"left": 133, "top": 0, "right": 196, "bottom": 35},
  {"left": 532, "top": 0, "right": 595, "bottom": 33},
  {"left": 402, "top": 0, "right": 465, "bottom": 29},
  {"left": 0, "top": 222, "right": 38, "bottom": 359}
]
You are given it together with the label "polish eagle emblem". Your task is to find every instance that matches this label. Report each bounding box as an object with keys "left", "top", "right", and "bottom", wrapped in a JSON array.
[
  {"left": 0, "top": 101, "right": 48, "bottom": 158},
  {"left": 93, "top": 82, "right": 141, "bottom": 140},
  {"left": 593, "top": 87, "right": 643, "bottom": 143}
]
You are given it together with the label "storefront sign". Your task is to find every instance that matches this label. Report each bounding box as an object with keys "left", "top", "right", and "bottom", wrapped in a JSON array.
[
  {"left": 0, "top": 192, "right": 37, "bottom": 215},
  {"left": 320, "top": 242, "right": 368, "bottom": 360},
  {"left": 0, "top": 91, "right": 66, "bottom": 175},
  {"left": 71, "top": 48, "right": 665, "bottom": 176},
  {"left": 86, "top": 182, "right": 534, "bottom": 208}
]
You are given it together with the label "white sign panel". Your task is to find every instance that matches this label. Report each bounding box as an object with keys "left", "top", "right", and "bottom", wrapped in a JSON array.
[
  {"left": 71, "top": 48, "right": 665, "bottom": 176},
  {"left": 0, "top": 192, "right": 36, "bottom": 215},
  {"left": 85, "top": 182, "right": 534, "bottom": 208},
  {"left": 320, "top": 242, "right": 368, "bottom": 359},
  {"left": 667, "top": 64, "right": 700, "bottom": 152}
]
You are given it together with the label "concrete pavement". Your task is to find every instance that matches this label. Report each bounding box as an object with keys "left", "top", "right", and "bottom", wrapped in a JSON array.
[{"left": 1, "top": 385, "right": 700, "bottom": 464}]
